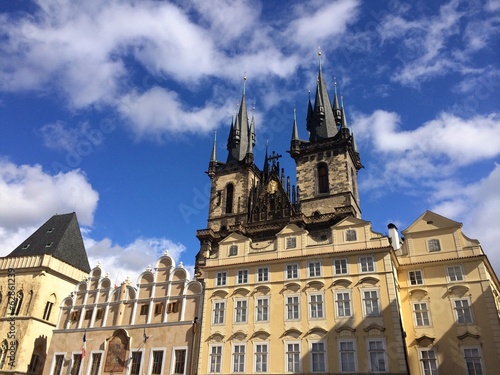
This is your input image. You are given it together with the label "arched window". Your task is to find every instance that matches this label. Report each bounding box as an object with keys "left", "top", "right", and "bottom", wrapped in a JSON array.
[
  {"left": 0, "top": 340, "right": 8, "bottom": 369},
  {"left": 317, "top": 164, "right": 329, "bottom": 194},
  {"left": 225, "top": 184, "right": 234, "bottom": 214},
  {"left": 10, "top": 291, "right": 23, "bottom": 316}
]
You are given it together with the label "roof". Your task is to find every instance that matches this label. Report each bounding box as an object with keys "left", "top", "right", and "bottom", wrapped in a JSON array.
[{"left": 6, "top": 212, "right": 91, "bottom": 273}]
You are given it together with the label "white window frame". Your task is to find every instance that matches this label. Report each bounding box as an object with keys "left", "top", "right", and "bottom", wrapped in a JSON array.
[
  {"left": 333, "top": 258, "right": 349, "bottom": 275},
  {"left": 338, "top": 339, "right": 357, "bottom": 372},
  {"left": 209, "top": 345, "right": 223, "bottom": 374},
  {"left": 418, "top": 348, "right": 439, "bottom": 375},
  {"left": 285, "top": 294, "right": 300, "bottom": 321},
  {"left": 462, "top": 346, "right": 484, "bottom": 375},
  {"left": 362, "top": 289, "right": 381, "bottom": 316},
  {"left": 255, "top": 297, "right": 270, "bottom": 322},
  {"left": 359, "top": 256, "right": 375, "bottom": 273},
  {"left": 367, "top": 339, "right": 387, "bottom": 373},
  {"left": 48, "top": 353, "right": 66, "bottom": 375},
  {"left": 86, "top": 350, "right": 104, "bottom": 375},
  {"left": 212, "top": 300, "right": 226, "bottom": 325},
  {"left": 254, "top": 342, "right": 269, "bottom": 373},
  {"left": 409, "top": 270, "right": 424, "bottom": 285},
  {"left": 308, "top": 261, "right": 322, "bottom": 277},
  {"left": 428, "top": 239, "right": 441, "bottom": 252},
  {"left": 335, "top": 290, "right": 352, "bottom": 318},
  {"left": 234, "top": 298, "right": 248, "bottom": 324},
  {"left": 285, "top": 341, "right": 301, "bottom": 373},
  {"left": 170, "top": 346, "right": 188, "bottom": 375},
  {"left": 452, "top": 297, "right": 474, "bottom": 324},
  {"left": 232, "top": 343, "right": 246, "bottom": 373},
  {"left": 285, "top": 264, "right": 299, "bottom": 280},
  {"left": 286, "top": 236, "right": 297, "bottom": 249},
  {"left": 447, "top": 265, "right": 464, "bottom": 282},
  {"left": 127, "top": 349, "right": 144, "bottom": 375},
  {"left": 257, "top": 267, "right": 269, "bottom": 282},
  {"left": 149, "top": 348, "right": 166, "bottom": 375},
  {"left": 237, "top": 269, "right": 249, "bottom": 284},
  {"left": 413, "top": 301, "right": 431, "bottom": 327},
  {"left": 310, "top": 340, "right": 327, "bottom": 373},
  {"left": 69, "top": 352, "right": 83, "bottom": 375},
  {"left": 216, "top": 272, "right": 227, "bottom": 286},
  {"left": 309, "top": 293, "right": 325, "bottom": 319}
]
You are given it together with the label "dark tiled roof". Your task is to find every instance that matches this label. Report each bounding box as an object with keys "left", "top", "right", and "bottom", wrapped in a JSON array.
[{"left": 7, "top": 213, "right": 91, "bottom": 273}]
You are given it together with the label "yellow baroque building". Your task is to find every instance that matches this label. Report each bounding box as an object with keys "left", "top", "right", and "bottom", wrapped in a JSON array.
[{"left": 42, "top": 254, "right": 202, "bottom": 375}]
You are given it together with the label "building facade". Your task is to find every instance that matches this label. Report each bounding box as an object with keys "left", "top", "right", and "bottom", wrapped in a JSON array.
[
  {"left": 0, "top": 213, "right": 90, "bottom": 375},
  {"left": 42, "top": 253, "right": 202, "bottom": 375}
]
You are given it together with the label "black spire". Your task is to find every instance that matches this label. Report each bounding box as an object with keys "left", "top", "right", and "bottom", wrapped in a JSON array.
[{"left": 227, "top": 76, "right": 251, "bottom": 163}]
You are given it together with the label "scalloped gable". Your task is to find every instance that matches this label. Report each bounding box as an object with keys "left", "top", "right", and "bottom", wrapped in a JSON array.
[
  {"left": 333, "top": 216, "right": 372, "bottom": 228},
  {"left": 402, "top": 210, "right": 462, "bottom": 235}
]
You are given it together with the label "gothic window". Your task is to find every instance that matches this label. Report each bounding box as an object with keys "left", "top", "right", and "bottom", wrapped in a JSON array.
[
  {"left": 317, "top": 164, "right": 329, "bottom": 194},
  {"left": 225, "top": 184, "right": 234, "bottom": 214}
]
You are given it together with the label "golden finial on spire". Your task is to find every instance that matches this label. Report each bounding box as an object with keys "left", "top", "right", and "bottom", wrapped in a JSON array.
[
  {"left": 243, "top": 71, "right": 247, "bottom": 95},
  {"left": 318, "top": 47, "right": 322, "bottom": 71},
  {"left": 293, "top": 104, "right": 297, "bottom": 121}
]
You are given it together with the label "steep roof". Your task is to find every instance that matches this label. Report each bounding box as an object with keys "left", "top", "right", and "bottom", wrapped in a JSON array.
[{"left": 6, "top": 212, "right": 91, "bottom": 273}]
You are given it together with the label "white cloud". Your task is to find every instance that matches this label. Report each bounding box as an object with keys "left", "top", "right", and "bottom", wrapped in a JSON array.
[
  {"left": 0, "top": 160, "right": 98, "bottom": 255},
  {"left": 84, "top": 236, "right": 193, "bottom": 284},
  {"left": 286, "top": 0, "right": 360, "bottom": 48}
]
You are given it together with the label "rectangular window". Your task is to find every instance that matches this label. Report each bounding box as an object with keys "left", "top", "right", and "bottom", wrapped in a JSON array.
[
  {"left": 255, "top": 343, "right": 268, "bottom": 373},
  {"left": 286, "top": 296, "right": 300, "bottom": 320},
  {"left": 233, "top": 345, "right": 245, "bottom": 373},
  {"left": 229, "top": 245, "right": 238, "bottom": 256},
  {"left": 359, "top": 256, "right": 375, "bottom": 272},
  {"left": 167, "top": 301, "right": 180, "bottom": 314},
  {"left": 210, "top": 346, "right": 222, "bottom": 373},
  {"left": 339, "top": 340, "right": 356, "bottom": 372},
  {"left": 409, "top": 270, "right": 424, "bottom": 285},
  {"left": 311, "top": 342, "right": 326, "bottom": 372},
  {"left": 257, "top": 267, "right": 269, "bottom": 282},
  {"left": 151, "top": 350, "right": 164, "bottom": 375},
  {"left": 213, "top": 301, "right": 225, "bottom": 324},
  {"left": 89, "top": 353, "right": 102, "bottom": 375},
  {"left": 28, "top": 355, "right": 40, "bottom": 374},
  {"left": 454, "top": 299, "right": 473, "bottom": 324},
  {"left": 52, "top": 355, "right": 65, "bottom": 375},
  {"left": 368, "top": 340, "right": 386, "bottom": 372},
  {"left": 428, "top": 239, "right": 441, "bottom": 252},
  {"left": 308, "top": 261, "right": 322, "bottom": 277},
  {"left": 130, "top": 351, "right": 142, "bottom": 375},
  {"left": 336, "top": 291, "right": 352, "bottom": 318},
  {"left": 70, "top": 354, "right": 82, "bottom": 375},
  {"left": 256, "top": 297, "right": 269, "bottom": 322},
  {"left": 286, "top": 343, "right": 300, "bottom": 372},
  {"left": 447, "top": 266, "right": 464, "bottom": 282},
  {"left": 333, "top": 259, "right": 348, "bottom": 275},
  {"left": 95, "top": 309, "right": 104, "bottom": 319},
  {"left": 286, "top": 264, "right": 298, "bottom": 279},
  {"left": 71, "top": 311, "right": 81, "bottom": 321},
  {"left": 140, "top": 304, "right": 149, "bottom": 315},
  {"left": 174, "top": 349, "right": 187, "bottom": 375},
  {"left": 237, "top": 270, "right": 248, "bottom": 284},
  {"left": 363, "top": 290, "right": 380, "bottom": 316},
  {"left": 413, "top": 302, "right": 430, "bottom": 326},
  {"left": 216, "top": 272, "right": 227, "bottom": 286},
  {"left": 286, "top": 236, "right": 297, "bottom": 249},
  {"left": 309, "top": 294, "right": 324, "bottom": 319},
  {"left": 419, "top": 349, "right": 438, "bottom": 375},
  {"left": 463, "top": 347, "right": 484, "bottom": 375},
  {"left": 235, "top": 300, "right": 248, "bottom": 323},
  {"left": 345, "top": 229, "right": 357, "bottom": 241},
  {"left": 154, "top": 303, "right": 163, "bottom": 315},
  {"left": 43, "top": 301, "right": 54, "bottom": 320},
  {"left": 84, "top": 309, "right": 93, "bottom": 320}
]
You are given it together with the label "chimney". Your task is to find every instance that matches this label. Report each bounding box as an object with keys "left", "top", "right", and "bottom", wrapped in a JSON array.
[{"left": 387, "top": 223, "right": 401, "bottom": 251}]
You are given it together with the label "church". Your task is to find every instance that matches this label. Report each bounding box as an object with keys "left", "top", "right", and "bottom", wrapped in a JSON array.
[{"left": 0, "top": 62, "right": 499, "bottom": 375}]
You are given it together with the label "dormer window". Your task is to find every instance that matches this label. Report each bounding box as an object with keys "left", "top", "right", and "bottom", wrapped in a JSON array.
[
  {"left": 428, "top": 239, "right": 441, "bottom": 252},
  {"left": 345, "top": 229, "right": 357, "bottom": 242},
  {"left": 22, "top": 244, "right": 30, "bottom": 249},
  {"left": 286, "top": 237, "right": 297, "bottom": 249},
  {"left": 229, "top": 245, "right": 238, "bottom": 257},
  {"left": 45, "top": 242, "right": 53, "bottom": 247},
  {"left": 47, "top": 228, "right": 54, "bottom": 233}
]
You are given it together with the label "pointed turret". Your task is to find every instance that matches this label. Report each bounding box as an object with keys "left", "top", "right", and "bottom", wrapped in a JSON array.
[
  {"left": 333, "top": 78, "right": 342, "bottom": 126},
  {"left": 208, "top": 131, "right": 217, "bottom": 177},
  {"left": 308, "top": 53, "right": 338, "bottom": 141},
  {"left": 305, "top": 90, "right": 314, "bottom": 139},
  {"left": 290, "top": 105, "right": 300, "bottom": 157},
  {"left": 227, "top": 76, "right": 250, "bottom": 163}
]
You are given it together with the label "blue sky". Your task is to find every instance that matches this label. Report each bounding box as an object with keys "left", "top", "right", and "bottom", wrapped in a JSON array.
[{"left": 1, "top": 0, "right": 499, "bottom": 281}]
